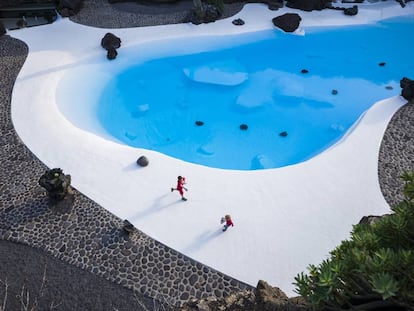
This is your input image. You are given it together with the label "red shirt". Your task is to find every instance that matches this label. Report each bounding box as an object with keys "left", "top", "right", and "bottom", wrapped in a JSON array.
[{"left": 177, "top": 179, "right": 185, "bottom": 190}]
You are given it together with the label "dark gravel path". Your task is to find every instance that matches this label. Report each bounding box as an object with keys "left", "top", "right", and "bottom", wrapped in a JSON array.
[
  {"left": 0, "top": 240, "right": 157, "bottom": 311},
  {"left": 378, "top": 102, "right": 414, "bottom": 206},
  {"left": 0, "top": 34, "right": 160, "bottom": 311}
]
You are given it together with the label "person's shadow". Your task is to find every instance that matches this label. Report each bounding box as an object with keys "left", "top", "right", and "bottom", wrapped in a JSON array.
[
  {"left": 129, "top": 194, "right": 183, "bottom": 221},
  {"left": 183, "top": 228, "right": 223, "bottom": 253},
  {"left": 123, "top": 161, "right": 143, "bottom": 172}
]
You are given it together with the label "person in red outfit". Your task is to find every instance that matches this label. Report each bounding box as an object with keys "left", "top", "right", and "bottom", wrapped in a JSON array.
[
  {"left": 222, "top": 214, "right": 234, "bottom": 232},
  {"left": 171, "top": 176, "right": 187, "bottom": 201}
]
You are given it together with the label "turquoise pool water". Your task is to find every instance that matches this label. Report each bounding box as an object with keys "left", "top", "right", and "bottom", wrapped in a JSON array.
[{"left": 97, "top": 16, "right": 414, "bottom": 170}]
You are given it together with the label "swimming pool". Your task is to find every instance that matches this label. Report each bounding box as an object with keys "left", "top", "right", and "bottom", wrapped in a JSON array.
[{"left": 61, "top": 16, "right": 414, "bottom": 170}]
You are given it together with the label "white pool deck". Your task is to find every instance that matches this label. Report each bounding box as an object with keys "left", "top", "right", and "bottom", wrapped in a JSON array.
[{"left": 10, "top": 1, "right": 414, "bottom": 296}]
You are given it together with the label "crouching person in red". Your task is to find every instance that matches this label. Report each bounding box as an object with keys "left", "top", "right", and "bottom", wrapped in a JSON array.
[{"left": 222, "top": 214, "right": 234, "bottom": 232}]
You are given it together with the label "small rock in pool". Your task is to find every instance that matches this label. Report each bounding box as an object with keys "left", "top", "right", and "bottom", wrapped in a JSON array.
[
  {"left": 385, "top": 85, "right": 393, "bottom": 90},
  {"left": 240, "top": 124, "right": 248, "bottom": 130},
  {"left": 379, "top": 62, "right": 386, "bottom": 66},
  {"left": 279, "top": 131, "right": 288, "bottom": 137},
  {"left": 331, "top": 89, "right": 338, "bottom": 95},
  {"left": 301, "top": 69, "right": 309, "bottom": 74},
  {"left": 195, "top": 120, "right": 204, "bottom": 126}
]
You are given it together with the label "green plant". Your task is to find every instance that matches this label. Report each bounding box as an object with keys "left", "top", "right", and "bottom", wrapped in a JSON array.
[{"left": 294, "top": 172, "right": 414, "bottom": 310}]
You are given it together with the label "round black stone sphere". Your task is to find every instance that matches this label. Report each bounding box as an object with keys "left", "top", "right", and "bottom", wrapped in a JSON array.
[{"left": 137, "top": 155, "right": 149, "bottom": 167}]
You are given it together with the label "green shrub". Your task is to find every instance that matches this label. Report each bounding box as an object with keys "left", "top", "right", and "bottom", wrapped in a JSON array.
[{"left": 294, "top": 172, "right": 414, "bottom": 310}]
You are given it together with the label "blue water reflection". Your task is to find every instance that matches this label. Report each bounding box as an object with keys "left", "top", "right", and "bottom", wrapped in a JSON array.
[{"left": 98, "top": 16, "right": 414, "bottom": 170}]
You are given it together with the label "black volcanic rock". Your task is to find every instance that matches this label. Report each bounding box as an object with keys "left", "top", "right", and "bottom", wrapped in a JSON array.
[{"left": 272, "top": 13, "right": 301, "bottom": 32}]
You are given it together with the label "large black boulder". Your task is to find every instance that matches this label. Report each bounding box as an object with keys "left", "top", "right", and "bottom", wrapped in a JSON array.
[
  {"left": 101, "top": 33, "right": 121, "bottom": 60},
  {"left": 101, "top": 32, "right": 121, "bottom": 50},
  {"left": 400, "top": 77, "right": 414, "bottom": 102},
  {"left": 272, "top": 13, "right": 301, "bottom": 32}
]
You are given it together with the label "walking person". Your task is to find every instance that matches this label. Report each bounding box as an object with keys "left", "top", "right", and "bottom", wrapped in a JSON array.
[
  {"left": 171, "top": 176, "right": 188, "bottom": 201},
  {"left": 221, "top": 214, "right": 234, "bottom": 232}
]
